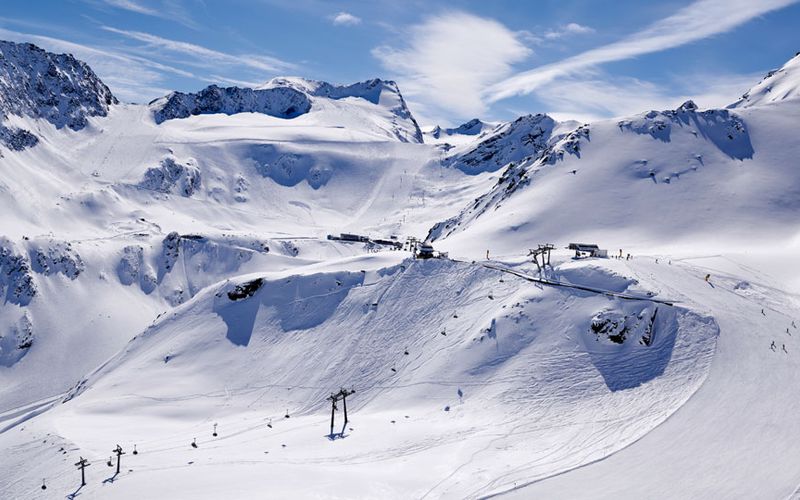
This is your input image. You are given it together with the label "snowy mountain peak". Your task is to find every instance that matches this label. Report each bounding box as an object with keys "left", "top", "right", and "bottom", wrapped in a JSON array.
[
  {"left": 427, "top": 118, "right": 494, "bottom": 140},
  {"left": 263, "top": 76, "right": 423, "bottom": 143},
  {"left": 0, "top": 40, "right": 117, "bottom": 151},
  {"left": 730, "top": 51, "right": 800, "bottom": 108},
  {"left": 443, "top": 113, "right": 558, "bottom": 174}
]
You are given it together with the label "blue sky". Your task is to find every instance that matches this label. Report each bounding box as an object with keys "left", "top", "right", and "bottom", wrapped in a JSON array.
[{"left": 1, "top": 0, "right": 799, "bottom": 125}]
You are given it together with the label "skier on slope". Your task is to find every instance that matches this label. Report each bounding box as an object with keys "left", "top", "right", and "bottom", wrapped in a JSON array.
[{"left": 770, "top": 341, "right": 776, "bottom": 351}]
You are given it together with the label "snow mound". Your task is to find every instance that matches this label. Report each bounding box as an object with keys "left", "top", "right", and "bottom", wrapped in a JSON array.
[
  {"left": 245, "top": 143, "right": 336, "bottom": 189},
  {"left": 731, "top": 52, "right": 800, "bottom": 108},
  {"left": 618, "top": 101, "right": 753, "bottom": 159},
  {"left": 0, "top": 311, "right": 33, "bottom": 367}
]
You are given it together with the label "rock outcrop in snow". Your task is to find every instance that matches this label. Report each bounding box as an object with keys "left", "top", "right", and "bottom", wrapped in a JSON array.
[
  {"left": 28, "top": 239, "right": 84, "bottom": 279},
  {"left": 139, "top": 157, "right": 202, "bottom": 197},
  {"left": 730, "top": 52, "right": 800, "bottom": 108},
  {"left": 0, "top": 40, "right": 117, "bottom": 150},
  {"left": 0, "top": 238, "right": 36, "bottom": 306},
  {"left": 0, "top": 126, "right": 38, "bottom": 152},
  {"left": 0, "top": 312, "right": 33, "bottom": 367}
]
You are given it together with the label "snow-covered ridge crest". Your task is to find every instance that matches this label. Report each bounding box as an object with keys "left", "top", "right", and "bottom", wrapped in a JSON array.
[
  {"left": 618, "top": 100, "right": 753, "bottom": 160},
  {"left": 150, "top": 85, "right": 312, "bottom": 124},
  {"left": 152, "top": 76, "right": 424, "bottom": 143},
  {"left": 731, "top": 51, "right": 800, "bottom": 108},
  {"left": 0, "top": 40, "right": 117, "bottom": 151}
]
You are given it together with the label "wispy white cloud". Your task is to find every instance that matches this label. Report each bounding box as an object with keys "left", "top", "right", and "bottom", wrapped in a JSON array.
[
  {"left": 372, "top": 11, "right": 531, "bottom": 118},
  {"left": 101, "top": 26, "right": 297, "bottom": 73},
  {"left": 544, "top": 22, "right": 594, "bottom": 40},
  {"left": 99, "top": 0, "right": 159, "bottom": 16},
  {"left": 331, "top": 12, "right": 362, "bottom": 26},
  {"left": 87, "top": 0, "right": 200, "bottom": 29},
  {"left": 488, "top": 0, "right": 798, "bottom": 103}
]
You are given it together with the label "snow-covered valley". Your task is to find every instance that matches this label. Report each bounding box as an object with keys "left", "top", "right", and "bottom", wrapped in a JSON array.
[{"left": 1, "top": 40, "right": 799, "bottom": 499}]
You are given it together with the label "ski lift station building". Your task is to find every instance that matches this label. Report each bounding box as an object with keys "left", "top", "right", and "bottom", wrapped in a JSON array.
[
  {"left": 417, "top": 242, "right": 436, "bottom": 259},
  {"left": 568, "top": 243, "right": 608, "bottom": 258}
]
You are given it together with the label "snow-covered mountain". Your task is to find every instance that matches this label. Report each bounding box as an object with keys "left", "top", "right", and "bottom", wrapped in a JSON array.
[
  {"left": 731, "top": 51, "right": 800, "bottom": 108},
  {"left": 1, "top": 41, "right": 800, "bottom": 500},
  {"left": 429, "top": 96, "right": 798, "bottom": 258}
]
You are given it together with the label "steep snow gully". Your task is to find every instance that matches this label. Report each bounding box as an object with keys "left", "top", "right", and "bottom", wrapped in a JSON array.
[{"left": 1, "top": 40, "right": 800, "bottom": 499}]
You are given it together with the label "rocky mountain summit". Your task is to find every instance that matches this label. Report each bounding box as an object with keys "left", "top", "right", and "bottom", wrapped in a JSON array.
[{"left": 0, "top": 40, "right": 116, "bottom": 151}]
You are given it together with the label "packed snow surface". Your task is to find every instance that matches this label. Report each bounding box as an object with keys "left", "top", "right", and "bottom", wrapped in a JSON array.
[{"left": 1, "top": 40, "right": 800, "bottom": 499}]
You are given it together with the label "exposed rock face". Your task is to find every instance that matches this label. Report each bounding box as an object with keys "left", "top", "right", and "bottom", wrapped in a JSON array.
[
  {"left": 161, "top": 232, "right": 181, "bottom": 275},
  {"left": 589, "top": 307, "right": 658, "bottom": 346},
  {"left": 0, "top": 40, "right": 117, "bottom": 150},
  {"left": 0, "top": 126, "right": 38, "bottom": 151},
  {"left": 140, "top": 157, "right": 202, "bottom": 197},
  {"left": 150, "top": 85, "right": 312, "bottom": 124},
  {"left": 29, "top": 239, "right": 84, "bottom": 279},
  {"left": 227, "top": 277, "right": 264, "bottom": 301},
  {"left": 0, "top": 238, "right": 36, "bottom": 306}
]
